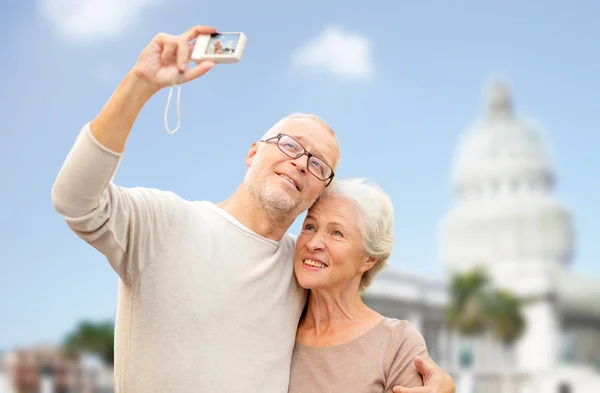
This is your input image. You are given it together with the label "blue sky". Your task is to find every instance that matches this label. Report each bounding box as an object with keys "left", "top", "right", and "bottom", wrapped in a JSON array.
[{"left": 1, "top": 0, "right": 598, "bottom": 350}]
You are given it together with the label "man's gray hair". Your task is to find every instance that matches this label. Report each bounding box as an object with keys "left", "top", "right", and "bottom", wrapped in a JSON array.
[
  {"left": 262, "top": 113, "right": 336, "bottom": 139},
  {"left": 319, "top": 178, "right": 394, "bottom": 292}
]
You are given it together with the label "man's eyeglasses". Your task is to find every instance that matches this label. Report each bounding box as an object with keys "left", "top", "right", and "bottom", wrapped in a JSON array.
[{"left": 260, "top": 133, "right": 335, "bottom": 186}]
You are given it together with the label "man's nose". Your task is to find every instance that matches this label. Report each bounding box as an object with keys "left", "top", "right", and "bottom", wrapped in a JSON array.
[{"left": 290, "top": 155, "right": 308, "bottom": 174}]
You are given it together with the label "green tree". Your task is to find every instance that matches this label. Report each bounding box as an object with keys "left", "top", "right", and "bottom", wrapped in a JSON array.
[
  {"left": 444, "top": 267, "right": 525, "bottom": 371},
  {"left": 444, "top": 268, "right": 489, "bottom": 337},
  {"left": 63, "top": 320, "right": 115, "bottom": 365},
  {"left": 485, "top": 288, "right": 525, "bottom": 345},
  {"left": 445, "top": 267, "right": 525, "bottom": 342}
]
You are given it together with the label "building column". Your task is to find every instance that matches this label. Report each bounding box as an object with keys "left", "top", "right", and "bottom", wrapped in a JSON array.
[
  {"left": 40, "top": 366, "right": 54, "bottom": 393},
  {"left": 515, "top": 299, "right": 559, "bottom": 373}
]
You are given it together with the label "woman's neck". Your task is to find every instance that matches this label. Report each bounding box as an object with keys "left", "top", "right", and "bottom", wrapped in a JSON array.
[{"left": 297, "top": 285, "right": 382, "bottom": 346}]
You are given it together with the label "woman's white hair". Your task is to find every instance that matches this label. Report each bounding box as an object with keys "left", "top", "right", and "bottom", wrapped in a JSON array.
[{"left": 318, "top": 178, "right": 394, "bottom": 292}]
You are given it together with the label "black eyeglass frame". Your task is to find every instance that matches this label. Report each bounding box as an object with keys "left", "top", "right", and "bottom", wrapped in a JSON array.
[{"left": 260, "top": 133, "right": 335, "bottom": 186}]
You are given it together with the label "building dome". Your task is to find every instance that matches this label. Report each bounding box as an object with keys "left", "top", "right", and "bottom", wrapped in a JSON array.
[
  {"left": 452, "top": 80, "right": 554, "bottom": 194},
  {"left": 439, "top": 80, "right": 574, "bottom": 273}
]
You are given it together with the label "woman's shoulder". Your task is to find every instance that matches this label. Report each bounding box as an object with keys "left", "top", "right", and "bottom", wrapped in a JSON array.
[
  {"left": 378, "top": 317, "right": 428, "bottom": 361},
  {"left": 379, "top": 318, "right": 425, "bottom": 341}
]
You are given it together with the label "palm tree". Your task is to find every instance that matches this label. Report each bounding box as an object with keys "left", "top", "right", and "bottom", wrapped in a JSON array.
[
  {"left": 485, "top": 288, "right": 525, "bottom": 345},
  {"left": 63, "top": 320, "right": 115, "bottom": 365},
  {"left": 444, "top": 267, "right": 525, "bottom": 393},
  {"left": 444, "top": 267, "right": 489, "bottom": 337}
]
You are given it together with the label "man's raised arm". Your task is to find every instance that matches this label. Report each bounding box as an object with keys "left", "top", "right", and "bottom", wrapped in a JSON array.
[
  {"left": 90, "top": 25, "right": 217, "bottom": 153},
  {"left": 51, "top": 25, "right": 217, "bottom": 282}
]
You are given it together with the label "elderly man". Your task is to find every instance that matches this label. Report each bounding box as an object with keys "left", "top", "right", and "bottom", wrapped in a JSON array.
[{"left": 51, "top": 25, "right": 455, "bottom": 393}]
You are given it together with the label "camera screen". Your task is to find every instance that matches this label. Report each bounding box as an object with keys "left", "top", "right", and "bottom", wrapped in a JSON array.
[{"left": 206, "top": 33, "right": 241, "bottom": 55}]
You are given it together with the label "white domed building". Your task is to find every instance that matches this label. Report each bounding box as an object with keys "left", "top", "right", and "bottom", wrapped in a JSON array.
[{"left": 363, "top": 80, "right": 600, "bottom": 393}]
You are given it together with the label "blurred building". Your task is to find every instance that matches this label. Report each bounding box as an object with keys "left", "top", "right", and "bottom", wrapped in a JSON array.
[
  {"left": 364, "top": 80, "right": 600, "bottom": 393},
  {"left": 0, "top": 345, "right": 113, "bottom": 393}
]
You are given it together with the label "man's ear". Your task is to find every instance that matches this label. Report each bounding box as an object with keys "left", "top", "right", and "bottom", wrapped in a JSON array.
[{"left": 245, "top": 142, "right": 259, "bottom": 167}]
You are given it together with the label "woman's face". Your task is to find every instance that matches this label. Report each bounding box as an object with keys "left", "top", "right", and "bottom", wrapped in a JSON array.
[{"left": 294, "top": 195, "right": 376, "bottom": 291}]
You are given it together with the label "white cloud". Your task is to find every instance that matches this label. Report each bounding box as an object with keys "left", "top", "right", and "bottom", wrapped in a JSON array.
[
  {"left": 39, "top": 0, "right": 162, "bottom": 42},
  {"left": 290, "top": 25, "right": 373, "bottom": 80}
]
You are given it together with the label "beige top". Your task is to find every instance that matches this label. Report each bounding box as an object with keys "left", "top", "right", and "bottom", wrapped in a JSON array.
[{"left": 288, "top": 318, "right": 428, "bottom": 393}]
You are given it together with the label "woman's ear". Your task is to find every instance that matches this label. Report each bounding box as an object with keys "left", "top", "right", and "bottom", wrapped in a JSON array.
[{"left": 359, "top": 256, "right": 378, "bottom": 274}]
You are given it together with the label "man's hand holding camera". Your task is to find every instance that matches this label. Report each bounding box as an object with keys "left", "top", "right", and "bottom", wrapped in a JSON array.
[{"left": 130, "top": 25, "right": 218, "bottom": 93}]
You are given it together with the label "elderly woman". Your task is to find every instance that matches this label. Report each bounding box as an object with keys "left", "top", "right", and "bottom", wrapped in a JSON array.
[{"left": 288, "top": 178, "right": 428, "bottom": 392}]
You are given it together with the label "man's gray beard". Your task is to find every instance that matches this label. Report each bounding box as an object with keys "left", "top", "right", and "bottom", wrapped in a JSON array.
[{"left": 246, "top": 172, "right": 301, "bottom": 219}]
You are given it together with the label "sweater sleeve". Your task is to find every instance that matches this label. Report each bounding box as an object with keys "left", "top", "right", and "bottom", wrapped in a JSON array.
[
  {"left": 51, "top": 123, "right": 181, "bottom": 284},
  {"left": 384, "top": 320, "right": 429, "bottom": 392}
]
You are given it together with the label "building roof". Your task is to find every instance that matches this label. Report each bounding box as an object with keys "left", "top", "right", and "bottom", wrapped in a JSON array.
[
  {"left": 363, "top": 266, "right": 447, "bottom": 307},
  {"left": 556, "top": 270, "right": 600, "bottom": 321}
]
